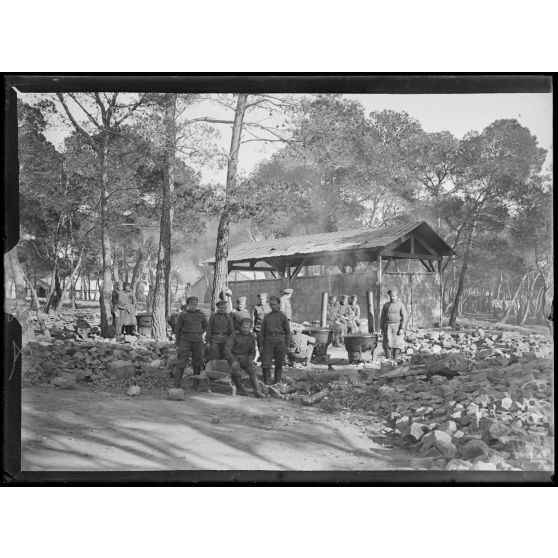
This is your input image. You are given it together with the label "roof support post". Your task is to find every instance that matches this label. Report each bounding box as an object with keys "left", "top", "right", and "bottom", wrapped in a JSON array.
[{"left": 376, "top": 252, "right": 382, "bottom": 329}]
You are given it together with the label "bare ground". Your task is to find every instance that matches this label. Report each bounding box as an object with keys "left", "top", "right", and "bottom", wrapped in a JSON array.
[{"left": 21, "top": 386, "right": 428, "bottom": 471}]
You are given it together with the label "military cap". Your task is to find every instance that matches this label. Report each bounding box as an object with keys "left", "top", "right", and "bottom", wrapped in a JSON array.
[
  {"left": 257, "top": 292, "right": 268, "bottom": 297},
  {"left": 240, "top": 318, "right": 253, "bottom": 326},
  {"left": 387, "top": 289, "right": 399, "bottom": 295},
  {"left": 186, "top": 296, "right": 198, "bottom": 304},
  {"left": 269, "top": 295, "right": 280, "bottom": 303},
  {"left": 283, "top": 288, "right": 294, "bottom": 294},
  {"left": 216, "top": 300, "right": 227, "bottom": 307},
  {"left": 237, "top": 295, "right": 248, "bottom": 303}
]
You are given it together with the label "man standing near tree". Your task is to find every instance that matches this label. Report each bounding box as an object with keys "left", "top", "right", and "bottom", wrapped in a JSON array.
[
  {"left": 206, "top": 299, "right": 235, "bottom": 361},
  {"left": 379, "top": 289, "right": 407, "bottom": 360},
  {"left": 173, "top": 296, "right": 208, "bottom": 388}
]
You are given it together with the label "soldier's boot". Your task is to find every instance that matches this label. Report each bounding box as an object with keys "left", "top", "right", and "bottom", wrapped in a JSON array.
[
  {"left": 384, "top": 348, "right": 393, "bottom": 360},
  {"left": 248, "top": 371, "right": 264, "bottom": 398},
  {"left": 274, "top": 366, "right": 282, "bottom": 385},
  {"left": 192, "top": 366, "right": 201, "bottom": 376},
  {"left": 263, "top": 368, "right": 272, "bottom": 385},
  {"left": 173, "top": 367, "right": 184, "bottom": 389},
  {"left": 231, "top": 371, "right": 248, "bottom": 396}
]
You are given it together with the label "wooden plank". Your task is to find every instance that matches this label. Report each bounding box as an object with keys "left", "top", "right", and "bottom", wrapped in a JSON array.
[
  {"left": 290, "top": 258, "right": 306, "bottom": 281},
  {"left": 381, "top": 250, "right": 442, "bottom": 260},
  {"left": 419, "top": 259, "right": 432, "bottom": 272}
]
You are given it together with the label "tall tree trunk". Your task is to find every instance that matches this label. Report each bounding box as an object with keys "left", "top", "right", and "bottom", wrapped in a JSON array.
[
  {"left": 130, "top": 248, "right": 145, "bottom": 291},
  {"left": 152, "top": 93, "right": 177, "bottom": 339},
  {"left": 211, "top": 93, "right": 248, "bottom": 312},
  {"left": 44, "top": 257, "right": 59, "bottom": 313},
  {"left": 55, "top": 248, "right": 84, "bottom": 312},
  {"left": 518, "top": 273, "right": 539, "bottom": 325},
  {"left": 500, "top": 272, "right": 529, "bottom": 324},
  {"left": 113, "top": 251, "right": 120, "bottom": 284},
  {"left": 99, "top": 135, "right": 114, "bottom": 336},
  {"left": 449, "top": 224, "right": 475, "bottom": 326},
  {"left": 4, "top": 246, "right": 36, "bottom": 338}
]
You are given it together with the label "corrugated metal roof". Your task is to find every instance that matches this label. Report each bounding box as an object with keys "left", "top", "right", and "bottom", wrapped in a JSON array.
[{"left": 202, "top": 220, "right": 453, "bottom": 264}]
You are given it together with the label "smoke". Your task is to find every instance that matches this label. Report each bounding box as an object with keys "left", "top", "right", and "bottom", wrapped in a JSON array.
[{"left": 172, "top": 217, "right": 250, "bottom": 286}]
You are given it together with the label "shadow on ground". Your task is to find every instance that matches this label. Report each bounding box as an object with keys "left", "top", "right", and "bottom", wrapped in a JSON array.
[{"left": 21, "top": 387, "right": 420, "bottom": 471}]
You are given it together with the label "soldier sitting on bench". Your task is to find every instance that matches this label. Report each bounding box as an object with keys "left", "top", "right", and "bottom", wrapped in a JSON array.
[{"left": 224, "top": 318, "right": 264, "bottom": 398}]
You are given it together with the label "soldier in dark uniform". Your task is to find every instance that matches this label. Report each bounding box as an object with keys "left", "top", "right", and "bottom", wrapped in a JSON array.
[
  {"left": 113, "top": 282, "right": 137, "bottom": 336},
  {"left": 231, "top": 295, "right": 251, "bottom": 331},
  {"left": 224, "top": 318, "right": 264, "bottom": 398},
  {"left": 253, "top": 292, "right": 271, "bottom": 360},
  {"left": 206, "top": 299, "right": 234, "bottom": 361},
  {"left": 173, "top": 296, "right": 208, "bottom": 388},
  {"left": 379, "top": 288, "right": 407, "bottom": 360},
  {"left": 261, "top": 296, "right": 291, "bottom": 385}
]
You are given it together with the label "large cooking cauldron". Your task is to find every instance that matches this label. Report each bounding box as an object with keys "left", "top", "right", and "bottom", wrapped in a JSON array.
[
  {"left": 302, "top": 327, "right": 333, "bottom": 358},
  {"left": 343, "top": 333, "right": 379, "bottom": 363}
]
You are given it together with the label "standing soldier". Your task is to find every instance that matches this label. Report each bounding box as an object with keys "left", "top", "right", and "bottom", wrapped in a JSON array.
[
  {"left": 231, "top": 295, "right": 251, "bottom": 331},
  {"left": 225, "top": 318, "right": 264, "bottom": 398},
  {"left": 206, "top": 299, "right": 234, "bottom": 361},
  {"left": 261, "top": 295, "right": 291, "bottom": 385},
  {"left": 379, "top": 288, "right": 407, "bottom": 360},
  {"left": 327, "top": 295, "right": 343, "bottom": 347},
  {"left": 114, "top": 282, "right": 137, "bottom": 336},
  {"left": 173, "top": 296, "right": 208, "bottom": 388},
  {"left": 111, "top": 281, "right": 121, "bottom": 333},
  {"left": 279, "top": 288, "right": 294, "bottom": 321},
  {"left": 253, "top": 292, "right": 271, "bottom": 360}
]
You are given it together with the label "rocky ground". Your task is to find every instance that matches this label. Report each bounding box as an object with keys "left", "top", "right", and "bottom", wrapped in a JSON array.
[{"left": 21, "top": 310, "right": 554, "bottom": 472}]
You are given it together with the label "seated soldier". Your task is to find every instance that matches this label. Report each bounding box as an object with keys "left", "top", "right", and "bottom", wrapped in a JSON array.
[
  {"left": 287, "top": 325, "right": 316, "bottom": 367},
  {"left": 224, "top": 318, "right": 264, "bottom": 398}
]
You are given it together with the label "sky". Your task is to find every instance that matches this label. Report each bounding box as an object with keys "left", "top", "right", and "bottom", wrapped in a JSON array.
[{"left": 29, "top": 92, "right": 553, "bottom": 184}]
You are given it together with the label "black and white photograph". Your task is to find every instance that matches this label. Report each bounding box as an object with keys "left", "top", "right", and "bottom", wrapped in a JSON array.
[{"left": 3, "top": 75, "right": 554, "bottom": 482}]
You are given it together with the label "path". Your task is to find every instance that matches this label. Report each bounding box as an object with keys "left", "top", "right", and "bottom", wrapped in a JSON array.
[{"left": 21, "top": 386, "right": 425, "bottom": 471}]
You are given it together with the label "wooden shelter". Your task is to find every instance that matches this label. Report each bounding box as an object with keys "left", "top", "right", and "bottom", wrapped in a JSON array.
[{"left": 203, "top": 221, "right": 455, "bottom": 328}]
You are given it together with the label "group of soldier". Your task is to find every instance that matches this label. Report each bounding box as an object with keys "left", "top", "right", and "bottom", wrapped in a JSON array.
[
  {"left": 326, "top": 294, "right": 362, "bottom": 346},
  {"left": 327, "top": 289, "right": 408, "bottom": 360},
  {"left": 167, "top": 283, "right": 409, "bottom": 399},
  {"left": 173, "top": 288, "right": 296, "bottom": 399}
]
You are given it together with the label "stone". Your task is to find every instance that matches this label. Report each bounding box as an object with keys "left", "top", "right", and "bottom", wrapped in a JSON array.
[
  {"left": 421, "top": 430, "right": 456, "bottom": 458},
  {"left": 471, "top": 460, "right": 498, "bottom": 471},
  {"left": 404, "top": 422, "right": 427, "bottom": 441},
  {"left": 445, "top": 458, "right": 473, "bottom": 470},
  {"left": 476, "top": 394, "right": 491, "bottom": 408},
  {"left": 438, "top": 420, "right": 457, "bottom": 436},
  {"left": 167, "top": 388, "right": 185, "bottom": 401},
  {"left": 453, "top": 430, "right": 465, "bottom": 441},
  {"left": 460, "top": 439, "right": 490, "bottom": 460},
  {"left": 126, "top": 385, "right": 141, "bottom": 396},
  {"left": 106, "top": 360, "right": 136, "bottom": 379},
  {"left": 395, "top": 416, "right": 410, "bottom": 432},
  {"left": 74, "top": 369, "right": 92, "bottom": 381},
  {"left": 500, "top": 397, "right": 513, "bottom": 411}
]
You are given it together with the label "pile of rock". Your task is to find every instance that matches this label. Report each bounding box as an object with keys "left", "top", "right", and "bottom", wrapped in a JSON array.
[
  {"left": 319, "top": 330, "right": 553, "bottom": 471},
  {"left": 23, "top": 335, "right": 177, "bottom": 393}
]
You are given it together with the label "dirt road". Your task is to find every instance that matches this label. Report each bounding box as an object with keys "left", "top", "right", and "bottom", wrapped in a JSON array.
[{"left": 21, "top": 386, "right": 425, "bottom": 471}]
